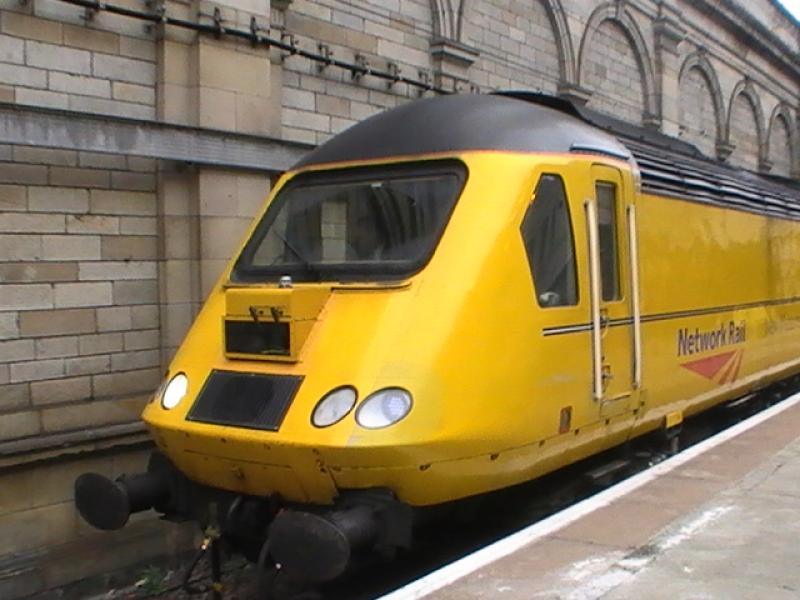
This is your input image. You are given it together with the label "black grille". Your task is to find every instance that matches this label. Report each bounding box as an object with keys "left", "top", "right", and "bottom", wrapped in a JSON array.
[
  {"left": 187, "top": 370, "right": 303, "bottom": 431},
  {"left": 625, "top": 139, "right": 800, "bottom": 220},
  {"left": 225, "top": 320, "right": 290, "bottom": 356}
]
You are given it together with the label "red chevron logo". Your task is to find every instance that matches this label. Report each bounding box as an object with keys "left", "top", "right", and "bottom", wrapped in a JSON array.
[{"left": 680, "top": 349, "right": 744, "bottom": 384}]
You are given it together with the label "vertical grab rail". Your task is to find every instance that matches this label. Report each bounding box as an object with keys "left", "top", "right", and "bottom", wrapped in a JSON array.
[
  {"left": 627, "top": 205, "right": 643, "bottom": 389},
  {"left": 585, "top": 199, "right": 603, "bottom": 402}
]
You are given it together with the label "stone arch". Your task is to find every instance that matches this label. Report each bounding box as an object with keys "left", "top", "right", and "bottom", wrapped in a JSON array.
[
  {"left": 577, "top": 2, "right": 658, "bottom": 123},
  {"left": 538, "top": 0, "right": 576, "bottom": 84},
  {"left": 677, "top": 50, "right": 726, "bottom": 155},
  {"left": 766, "top": 103, "right": 795, "bottom": 177},
  {"left": 453, "top": 0, "right": 573, "bottom": 93},
  {"left": 727, "top": 78, "right": 766, "bottom": 170},
  {"left": 434, "top": 0, "right": 574, "bottom": 76}
]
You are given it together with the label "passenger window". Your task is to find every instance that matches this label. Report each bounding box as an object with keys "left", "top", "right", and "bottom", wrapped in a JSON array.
[
  {"left": 596, "top": 182, "right": 620, "bottom": 301},
  {"left": 521, "top": 174, "right": 578, "bottom": 307}
]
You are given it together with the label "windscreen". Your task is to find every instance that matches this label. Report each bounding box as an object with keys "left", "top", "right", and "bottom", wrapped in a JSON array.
[{"left": 232, "top": 161, "right": 466, "bottom": 282}]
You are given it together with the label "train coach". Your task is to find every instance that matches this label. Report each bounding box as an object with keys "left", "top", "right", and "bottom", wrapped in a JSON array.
[{"left": 75, "top": 92, "right": 800, "bottom": 585}]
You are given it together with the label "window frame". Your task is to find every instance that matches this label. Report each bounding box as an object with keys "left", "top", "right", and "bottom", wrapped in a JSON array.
[{"left": 231, "top": 159, "right": 468, "bottom": 283}]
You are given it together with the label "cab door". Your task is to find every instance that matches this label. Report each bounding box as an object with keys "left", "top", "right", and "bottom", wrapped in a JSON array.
[{"left": 584, "top": 164, "right": 641, "bottom": 417}]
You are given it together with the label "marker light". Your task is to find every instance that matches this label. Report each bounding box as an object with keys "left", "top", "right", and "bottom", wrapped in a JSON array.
[
  {"left": 161, "top": 372, "right": 188, "bottom": 410},
  {"left": 312, "top": 387, "right": 357, "bottom": 427},
  {"left": 356, "top": 388, "right": 413, "bottom": 429}
]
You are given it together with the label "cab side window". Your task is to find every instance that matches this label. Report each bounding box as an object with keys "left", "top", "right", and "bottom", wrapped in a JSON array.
[
  {"left": 595, "top": 182, "right": 620, "bottom": 301},
  {"left": 521, "top": 174, "right": 578, "bottom": 307}
]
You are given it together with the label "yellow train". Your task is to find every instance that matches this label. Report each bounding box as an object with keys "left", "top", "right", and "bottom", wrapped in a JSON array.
[{"left": 75, "top": 92, "right": 800, "bottom": 583}]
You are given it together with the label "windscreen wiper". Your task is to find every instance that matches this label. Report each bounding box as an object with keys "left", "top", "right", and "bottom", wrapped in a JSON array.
[{"left": 271, "top": 229, "right": 321, "bottom": 280}]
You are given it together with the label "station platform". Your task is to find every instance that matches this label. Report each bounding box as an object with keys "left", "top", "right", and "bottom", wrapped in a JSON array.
[{"left": 383, "top": 396, "right": 800, "bottom": 600}]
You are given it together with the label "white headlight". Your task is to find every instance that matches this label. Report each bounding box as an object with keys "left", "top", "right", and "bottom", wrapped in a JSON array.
[
  {"left": 355, "top": 388, "right": 413, "bottom": 429},
  {"left": 312, "top": 387, "right": 357, "bottom": 427},
  {"left": 161, "top": 372, "right": 188, "bottom": 410}
]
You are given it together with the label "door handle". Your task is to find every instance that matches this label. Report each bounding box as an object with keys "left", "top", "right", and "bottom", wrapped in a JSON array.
[{"left": 600, "top": 308, "right": 610, "bottom": 329}]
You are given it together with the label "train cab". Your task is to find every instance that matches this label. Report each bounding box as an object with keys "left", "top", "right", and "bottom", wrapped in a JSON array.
[{"left": 137, "top": 94, "right": 644, "bottom": 509}]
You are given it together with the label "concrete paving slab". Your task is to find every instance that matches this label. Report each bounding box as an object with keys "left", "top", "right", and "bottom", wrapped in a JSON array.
[
  {"left": 623, "top": 472, "right": 727, "bottom": 513},
  {"left": 738, "top": 460, "right": 800, "bottom": 500},
  {"left": 670, "top": 445, "right": 770, "bottom": 482},
  {"left": 554, "top": 498, "right": 682, "bottom": 549}
]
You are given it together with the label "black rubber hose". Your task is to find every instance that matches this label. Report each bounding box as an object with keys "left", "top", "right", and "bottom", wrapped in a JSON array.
[
  {"left": 210, "top": 540, "right": 223, "bottom": 600},
  {"left": 181, "top": 546, "right": 208, "bottom": 596}
]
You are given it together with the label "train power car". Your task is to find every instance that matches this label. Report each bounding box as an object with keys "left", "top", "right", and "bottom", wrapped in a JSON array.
[{"left": 75, "top": 92, "right": 800, "bottom": 584}]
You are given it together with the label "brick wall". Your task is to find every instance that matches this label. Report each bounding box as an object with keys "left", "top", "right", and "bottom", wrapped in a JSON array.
[
  {"left": 729, "top": 91, "right": 762, "bottom": 170},
  {"left": 0, "top": 148, "right": 159, "bottom": 444},
  {"left": 582, "top": 19, "right": 646, "bottom": 124},
  {"left": 678, "top": 66, "right": 718, "bottom": 159},
  {"left": 0, "top": 9, "right": 156, "bottom": 118},
  {"left": 0, "top": 447, "right": 193, "bottom": 599},
  {"left": 464, "top": 0, "right": 562, "bottom": 92},
  {"left": 254, "top": 0, "right": 798, "bottom": 170},
  {"left": 768, "top": 114, "right": 793, "bottom": 177},
  {"left": 278, "top": 0, "right": 419, "bottom": 145}
]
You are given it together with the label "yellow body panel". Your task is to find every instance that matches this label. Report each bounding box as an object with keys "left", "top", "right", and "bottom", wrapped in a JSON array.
[{"left": 142, "top": 150, "right": 800, "bottom": 507}]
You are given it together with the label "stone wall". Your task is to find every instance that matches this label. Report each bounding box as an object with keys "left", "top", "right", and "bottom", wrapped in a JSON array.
[
  {"left": 0, "top": 9, "right": 156, "bottom": 117},
  {"left": 272, "top": 0, "right": 797, "bottom": 173},
  {"left": 0, "top": 0, "right": 797, "bottom": 597},
  {"left": 1, "top": 148, "right": 159, "bottom": 444}
]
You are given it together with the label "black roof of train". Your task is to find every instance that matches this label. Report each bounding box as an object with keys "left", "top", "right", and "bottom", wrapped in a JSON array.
[
  {"left": 294, "top": 92, "right": 800, "bottom": 219},
  {"left": 295, "top": 93, "right": 632, "bottom": 167}
]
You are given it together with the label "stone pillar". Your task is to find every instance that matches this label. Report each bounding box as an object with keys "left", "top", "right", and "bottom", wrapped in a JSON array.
[
  {"left": 716, "top": 140, "right": 735, "bottom": 163},
  {"left": 430, "top": 37, "right": 479, "bottom": 93},
  {"left": 156, "top": 0, "right": 199, "bottom": 127},
  {"left": 653, "top": 4, "right": 686, "bottom": 137},
  {"left": 558, "top": 82, "right": 593, "bottom": 107},
  {"left": 196, "top": 169, "right": 271, "bottom": 299},
  {"left": 156, "top": 0, "right": 280, "bottom": 363},
  {"left": 157, "top": 165, "right": 201, "bottom": 360}
]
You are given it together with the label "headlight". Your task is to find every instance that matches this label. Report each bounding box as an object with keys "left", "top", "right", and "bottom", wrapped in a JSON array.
[
  {"left": 312, "top": 387, "right": 357, "bottom": 427},
  {"left": 355, "top": 388, "right": 413, "bottom": 429},
  {"left": 161, "top": 372, "right": 188, "bottom": 410}
]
